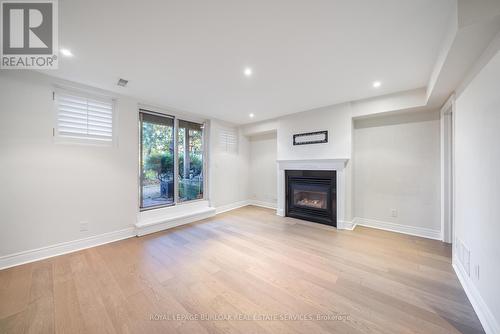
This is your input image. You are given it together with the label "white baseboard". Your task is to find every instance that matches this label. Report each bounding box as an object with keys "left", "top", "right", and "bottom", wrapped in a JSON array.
[
  {"left": 354, "top": 217, "right": 442, "bottom": 240},
  {"left": 215, "top": 200, "right": 250, "bottom": 214},
  {"left": 0, "top": 227, "right": 135, "bottom": 270},
  {"left": 136, "top": 207, "right": 216, "bottom": 236},
  {"left": 453, "top": 257, "right": 499, "bottom": 334},
  {"left": 337, "top": 220, "right": 357, "bottom": 230},
  {"left": 0, "top": 201, "right": 258, "bottom": 269},
  {"left": 248, "top": 200, "right": 277, "bottom": 210},
  {"left": 0, "top": 210, "right": 445, "bottom": 271},
  {"left": 137, "top": 199, "right": 277, "bottom": 235}
]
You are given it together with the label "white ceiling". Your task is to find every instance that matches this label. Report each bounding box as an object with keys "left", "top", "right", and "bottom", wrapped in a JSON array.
[{"left": 50, "top": 0, "right": 455, "bottom": 124}]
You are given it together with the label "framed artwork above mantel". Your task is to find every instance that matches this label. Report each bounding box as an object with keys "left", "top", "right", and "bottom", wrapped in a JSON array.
[{"left": 293, "top": 130, "right": 328, "bottom": 146}]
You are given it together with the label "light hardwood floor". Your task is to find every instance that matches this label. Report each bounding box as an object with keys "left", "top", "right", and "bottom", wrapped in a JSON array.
[{"left": 0, "top": 206, "right": 484, "bottom": 334}]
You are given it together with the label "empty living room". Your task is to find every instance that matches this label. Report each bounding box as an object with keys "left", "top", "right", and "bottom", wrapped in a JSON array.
[{"left": 1, "top": 1, "right": 500, "bottom": 333}]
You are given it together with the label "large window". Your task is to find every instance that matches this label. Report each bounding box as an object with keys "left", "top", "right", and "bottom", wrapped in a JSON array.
[
  {"left": 140, "top": 111, "right": 175, "bottom": 209},
  {"left": 139, "top": 110, "right": 204, "bottom": 210},
  {"left": 178, "top": 120, "right": 204, "bottom": 202}
]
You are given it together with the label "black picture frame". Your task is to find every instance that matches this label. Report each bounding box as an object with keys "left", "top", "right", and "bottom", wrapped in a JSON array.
[{"left": 293, "top": 130, "right": 328, "bottom": 146}]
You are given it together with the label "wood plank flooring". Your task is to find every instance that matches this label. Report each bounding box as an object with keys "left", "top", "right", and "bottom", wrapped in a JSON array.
[{"left": 0, "top": 206, "right": 484, "bottom": 333}]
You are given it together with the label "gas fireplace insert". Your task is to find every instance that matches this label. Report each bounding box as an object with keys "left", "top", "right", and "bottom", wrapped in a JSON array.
[{"left": 285, "top": 170, "right": 336, "bottom": 227}]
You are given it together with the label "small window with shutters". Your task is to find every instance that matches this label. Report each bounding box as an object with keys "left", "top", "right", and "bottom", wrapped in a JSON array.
[
  {"left": 54, "top": 88, "right": 115, "bottom": 144},
  {"left": 218, "top": 127, "right": 238, "bottom": 153}
]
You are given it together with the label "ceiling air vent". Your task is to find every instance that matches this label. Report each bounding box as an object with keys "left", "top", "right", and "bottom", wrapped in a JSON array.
[{"left": 117, "top": 78, "right": 128, "bottom": 87}]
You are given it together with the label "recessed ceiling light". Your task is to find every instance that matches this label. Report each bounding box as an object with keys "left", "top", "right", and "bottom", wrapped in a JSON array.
[
  {"left": 249, "top": 113, "right": 255, "bottom": 118},
  {"left": 244, "top": 67, "right": 253, "bottom": 77},
  {"left": 60, "top": 48, "right": 73, "bottom": 57},
  {"left": 372, "top": 81, "right": 382, "bottom": 88}
]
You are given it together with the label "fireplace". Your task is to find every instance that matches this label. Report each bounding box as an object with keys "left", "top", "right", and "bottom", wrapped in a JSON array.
[{"left": 285, "top": 170, "right": 336, "bottom": 226}]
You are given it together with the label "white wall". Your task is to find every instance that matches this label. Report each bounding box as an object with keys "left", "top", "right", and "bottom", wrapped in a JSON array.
[
  {"left": 353, "top": 111, "right": 441, "bottom": 233},
  {"left": 208, "top": 120, "right": 250, "bottom": 208},
  {"left": 0, "top": 71, "right": 249, "bottom": 258},
  {"left": 0, "top": 71, "right": 138, "bottom": 256},
  {"left": 351, "top": 88, "right": 427, "bottom": 117},
  {"left": 249, "top": 132, "right": 277, "bottom": 206},
  {"left": 243, "top": 99, "right": 442, "bottom": 224},
  {"left": 454, "top": 49, "right": 500, "bottom": 332},
  {"left": 241, "top": 119, "right": 279, "bottom": 137},
  {"left": 277, "top": 103, "right": 352, "bottom": 161}
]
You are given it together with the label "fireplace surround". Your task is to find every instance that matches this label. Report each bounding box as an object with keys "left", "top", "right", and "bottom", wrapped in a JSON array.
[
  {"left": 285, "top": 170, "right": 336, "bottom": 226},
  {"left": 276, "top": 159, "right": 350, "bottom": 230}
]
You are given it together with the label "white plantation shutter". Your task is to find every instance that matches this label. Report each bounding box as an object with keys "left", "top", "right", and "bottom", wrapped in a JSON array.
[
  {"left": 56, "top": 90, "right": 114, "bottom": 142},
  {"left": 219, "top": 127, "right": 238, "bottom": 152}
]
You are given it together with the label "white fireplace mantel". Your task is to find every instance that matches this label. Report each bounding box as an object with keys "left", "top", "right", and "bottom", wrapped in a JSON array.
[
  {"left": 276, "top": 158, "right": 351, "bottom": 230},
  {"left": 277, "top": 158, "right": 348, "bottom": 170}
]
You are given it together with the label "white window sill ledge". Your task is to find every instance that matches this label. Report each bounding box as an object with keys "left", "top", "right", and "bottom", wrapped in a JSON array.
[{"left": 136, "top": 200, "right": 216, "bottom": 236}]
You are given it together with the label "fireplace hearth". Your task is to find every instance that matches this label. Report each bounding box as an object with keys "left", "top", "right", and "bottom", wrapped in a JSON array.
[{"left": 285, "top": 170, "right": 336, "bottom": 226}]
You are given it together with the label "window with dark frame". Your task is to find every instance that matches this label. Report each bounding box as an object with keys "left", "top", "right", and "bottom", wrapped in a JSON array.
[
  {"left": 139, "top": 110, "right": 205, "bottom": 210},
  {"left": 177, "top": 120, "right": 204, "bottom": 202},
  {"left": 139, "top": 111, "right": 175, "bottom": 209}
]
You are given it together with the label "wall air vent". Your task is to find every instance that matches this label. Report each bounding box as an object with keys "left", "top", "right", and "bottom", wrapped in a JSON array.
[{"left": 117, "top": 78, "right": 129, "bottom": 87}]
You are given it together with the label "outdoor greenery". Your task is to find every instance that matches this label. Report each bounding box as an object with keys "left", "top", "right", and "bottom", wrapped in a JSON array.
[
  {"left": 178, "top": 153, "right": 203, "bottom": 178},
  {"left": 144, "top": 152, "right": 174, "bottom": 183},
  {"left": 177, "top": 127, "right": 204, "bottom": 201},
  {"left": 144, "top": 152, "right": 203, "bottom": 181},
  {"left": 179, "top": 179, "right": 203, "bottom": 201},
  {"left": 141, "top": 121, "right": 203, "bottom": 202}
]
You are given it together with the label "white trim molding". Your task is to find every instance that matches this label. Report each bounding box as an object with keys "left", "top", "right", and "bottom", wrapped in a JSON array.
[
  {"left": 215, "top": 200, "right": 251, "bottom": 214},
  {"left": 215, "top": 200, "right": 277, "bottom": 214},
  {"left": 440, "top": 94, "right": 455, "bottom": 243},
  {"left": 0, "top": 227, "right": 135, "bottom": 270},
  {"left": 354, "top": 217, "right": 442, "bottom": 240},
  {"left": 0, "top": 206, "right": 448, "bottom": 270},
  {"left": 337, "top": 220, "right": 357, "bottom": 231},
  {"left": 136, "top": 200, "right": 216, "bottom": 236},
  {"left": 135, "top": 210, "right": 215, "bottom": 236},
  {"left": 453, "top": 257, "right": 500, "bottom": 334},
  {"left": 248, "top": 200, "right": 277, "bottom": 210}
]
